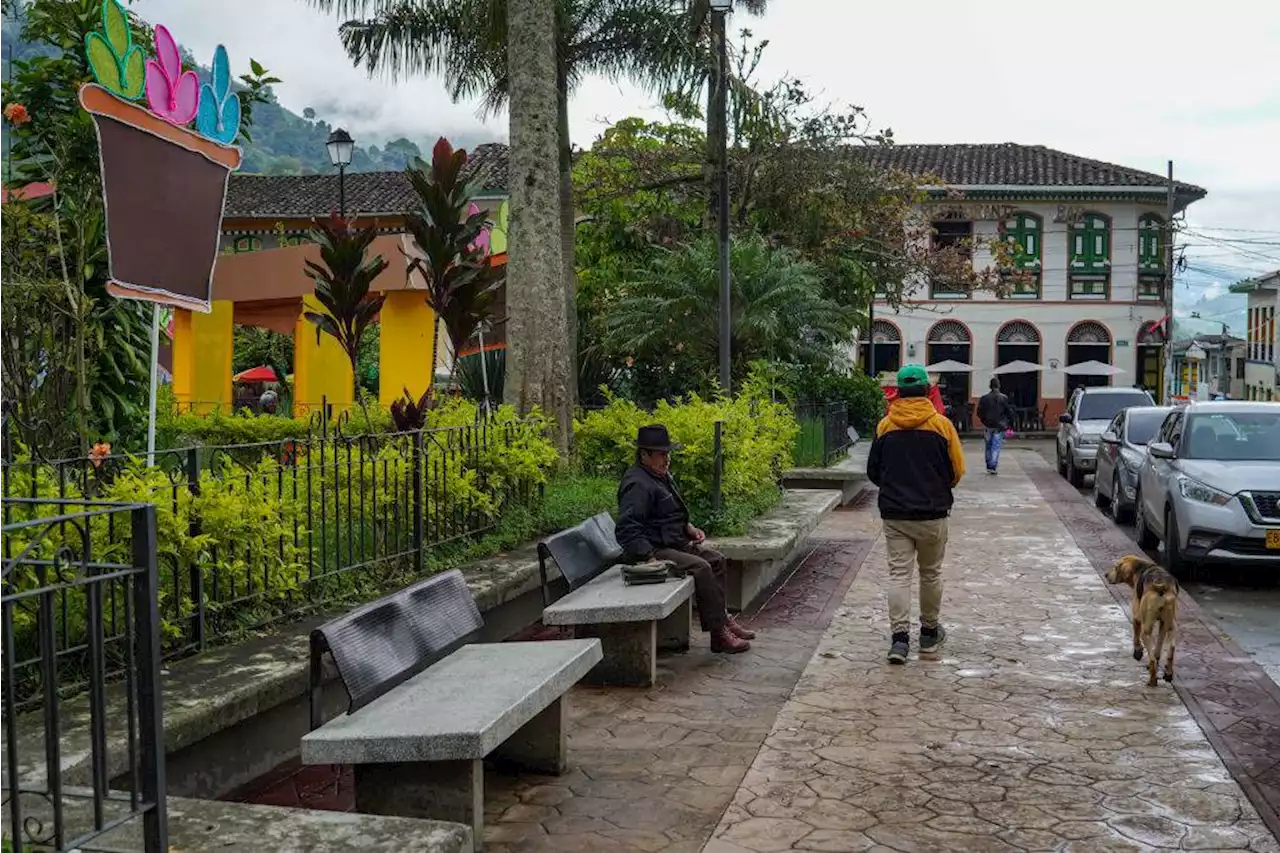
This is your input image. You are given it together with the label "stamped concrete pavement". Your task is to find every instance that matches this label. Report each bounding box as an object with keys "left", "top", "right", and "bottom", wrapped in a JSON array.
[{"left": 708, "top": 450, "right": 1279, "bottom": 853}]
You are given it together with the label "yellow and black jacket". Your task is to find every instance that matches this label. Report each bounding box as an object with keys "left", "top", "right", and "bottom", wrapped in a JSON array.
[{"left": 866, "top": 396, "right": 965, "bottom": 521}]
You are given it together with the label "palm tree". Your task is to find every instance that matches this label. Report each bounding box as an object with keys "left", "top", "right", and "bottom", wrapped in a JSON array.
[{"left": 605, "top": 235, "right": 858, "bottom": 391}]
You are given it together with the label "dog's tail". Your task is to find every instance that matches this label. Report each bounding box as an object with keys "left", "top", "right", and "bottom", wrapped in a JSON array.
[{"left": 1149, "top": 578, "right": 1178, "bottom": 598}]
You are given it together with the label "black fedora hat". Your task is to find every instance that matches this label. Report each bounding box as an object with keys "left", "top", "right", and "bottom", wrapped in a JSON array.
[{"left": 635, "top": 424, "right": 682, "bottom": 452}]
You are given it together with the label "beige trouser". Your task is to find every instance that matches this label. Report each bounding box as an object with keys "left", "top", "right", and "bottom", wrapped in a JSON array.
[{"left": 883, "top": 518, "right": 949, "bottom": 635}]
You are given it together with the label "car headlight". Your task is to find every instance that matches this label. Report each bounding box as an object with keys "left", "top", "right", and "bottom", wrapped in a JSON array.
[
  {"left": 1177, "top": 476, "right": 1233, "bottom": 507},
  {"left": 1078, "top": 435, "right": 1098, "bottom": 447}
]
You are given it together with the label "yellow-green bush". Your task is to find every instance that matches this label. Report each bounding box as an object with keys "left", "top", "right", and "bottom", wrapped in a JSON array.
[{"left": 573, "top": 376, "right": 799, "bottom": 533}]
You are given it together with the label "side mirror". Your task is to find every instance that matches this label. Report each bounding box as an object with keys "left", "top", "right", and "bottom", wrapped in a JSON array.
[
  {"left": 1058, "top": 413, "right": 1073, "bottom": 424},
  {"left": 1148, "top": 442, "right": 1175, "bottom": 460},
  {"left": 1100, "top": 430, "right": 1119, "bottom": 445}
]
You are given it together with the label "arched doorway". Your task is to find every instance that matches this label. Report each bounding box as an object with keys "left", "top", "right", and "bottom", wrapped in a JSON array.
[
  {"left": 1137, "top": 320, "right": 1166, "bottom": 402},
  {"left": 995, "top": 320, "right": 1041, "bottom": 409},
  {"left": 868, "top": 320, "right": 902, "bottom": 380},
  {"left": 1066, "top": 321, "right": 1113, "bottom": 397},
  {"left": 927, "top": 320, "right": 972, "bottom": 412}
]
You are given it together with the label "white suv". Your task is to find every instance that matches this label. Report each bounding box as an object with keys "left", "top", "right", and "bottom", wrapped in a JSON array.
[{"left": 1056, "top": 386, "right": 1155, "bottom": 487}]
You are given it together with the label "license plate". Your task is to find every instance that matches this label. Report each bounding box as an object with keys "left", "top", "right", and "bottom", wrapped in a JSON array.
[{"left": 1268, "top": 530, "right": 1280, "bottom": 550}]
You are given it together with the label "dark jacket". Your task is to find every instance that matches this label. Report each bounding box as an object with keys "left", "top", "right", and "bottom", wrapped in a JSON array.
[
  {"left": 977, "top": 390, "right": 1015, "bottom": 430},
  {"left": 867, "top": 396, "right": 965, "bottom": 521},
  {"left": 615, "top": 464, "right": 691, "bottom": 560}
]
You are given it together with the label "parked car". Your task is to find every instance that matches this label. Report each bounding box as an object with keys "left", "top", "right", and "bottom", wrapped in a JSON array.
[
  {"left": 1094, "top": 405, "right": 1172, "bottom": 524},
  {"left": 1056, "top": 386, "right": 1156, "bottom": 487},
  {"left": 1135, "top": 401, "right": 1280, "bottom": 576}
]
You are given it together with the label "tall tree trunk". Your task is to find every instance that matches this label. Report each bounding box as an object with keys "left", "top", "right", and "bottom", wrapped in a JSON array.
[
  {"left": 504, "top": 0, "right": 572, "bottom": 457},
  {"left": 558, "top": 65, "right": 579, "bottom": 418}
]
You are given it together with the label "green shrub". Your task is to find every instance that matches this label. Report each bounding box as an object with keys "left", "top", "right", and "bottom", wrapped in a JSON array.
[
  {"left": 573, "top": 376, "right": 798, "bottom": 534},
  {"left": 761, "top": 361, "right": 886, "bottom": 437}
]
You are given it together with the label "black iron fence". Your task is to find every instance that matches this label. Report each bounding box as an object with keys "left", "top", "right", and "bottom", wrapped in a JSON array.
[
  {"left": 1, "top": 417, "right": 546, "bottom": 690},
  {"left": 2, "top": 499, "right": 167, "bottom": 853},
  {"left": 793, "top": 401, "right": 852, "bottom": 467}
]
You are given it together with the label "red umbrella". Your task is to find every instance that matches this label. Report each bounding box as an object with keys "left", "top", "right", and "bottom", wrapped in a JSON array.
[{"left": 233, "top": 365, "right": 277, "bottom": 383}]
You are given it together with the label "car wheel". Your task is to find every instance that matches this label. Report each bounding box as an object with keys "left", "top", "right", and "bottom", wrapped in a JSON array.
[
  {"left": 1094, "top": 474, "right": 1110, "bottom": 509},
  {"left": 1163, "top": 509, "right": 1192, "bottom": 580},
  {"left": 1135, "top": 490, "right": 1158, "bottom": 550},
  {"left": 1067, "top": 453, "right": 1085, "bottom": 488},
  {"left": 1112, "top": 472, "right": 1133, "bottom": 525}
]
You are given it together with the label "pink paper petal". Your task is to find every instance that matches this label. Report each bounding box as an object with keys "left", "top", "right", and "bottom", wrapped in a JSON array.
[
  {"left": 170, "top": 71, "right": 200, "bottom": 124},
  {"left": 153, "top": 25, "right": 181, "bottom": 81},
  {"left": 467, "top": 202, "right": 481, "bottom": 217},
  {"left": 145, "top": 60, "right": 172, "bottom": 116},
  {"left": 474, "top": 229, "right": 491, "bottom": 256}
]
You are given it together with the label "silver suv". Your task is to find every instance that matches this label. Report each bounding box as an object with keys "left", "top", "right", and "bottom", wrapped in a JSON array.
[
  {"left": 1056, "top": 386, "right": 1155, "bottom": 487},
  {"left": 1135, "top": 401, "right": 1280, "bottom": 577}
]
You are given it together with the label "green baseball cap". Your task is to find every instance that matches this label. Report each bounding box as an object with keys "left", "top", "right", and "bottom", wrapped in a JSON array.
[{"left": 897, "top": 364, "right": 930, "bottom": 389}]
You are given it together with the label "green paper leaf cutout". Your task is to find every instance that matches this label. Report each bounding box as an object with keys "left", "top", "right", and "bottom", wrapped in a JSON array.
[
  {"left": 120, "top": 45, "right": 145, "bottom": 98},
  {"left": 86, "top": 31, "right": 123, "bottom": 93},
  {"left": 102, "top": 0, "right": 130, "bottom": 57}
]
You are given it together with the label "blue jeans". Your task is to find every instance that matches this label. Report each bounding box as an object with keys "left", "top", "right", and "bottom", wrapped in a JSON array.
[{"left": 984, "top": 428, "right": 1004, "bottom": 471}]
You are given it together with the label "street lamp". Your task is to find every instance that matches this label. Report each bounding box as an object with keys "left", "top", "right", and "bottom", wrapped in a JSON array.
[
  {"left": 326, "top": 127, "right": 354, "bottom": 218},
  {"left": 710, "top": 0, "right": 732, "bottom": 393}
]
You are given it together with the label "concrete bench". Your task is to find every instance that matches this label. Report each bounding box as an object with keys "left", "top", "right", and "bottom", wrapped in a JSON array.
[
  {"left": 782, "top": 455, "right": 868, "bottom": 506},
  {"left": 708, "top": 489, "right": 842, "bottom": 611},
  {"left": 301, "top": 569, "right": 602, "bottom": 848},
  {"left": 538, "top": 513, "right": 695, "bottom": 687}
]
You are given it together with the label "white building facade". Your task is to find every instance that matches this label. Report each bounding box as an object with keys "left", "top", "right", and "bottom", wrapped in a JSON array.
[
  {"left": 858, "top": 144, "right": 1206, "bottom": 424},
  {"left": 1233, "top": 270, "right": 1279, "bottom": 401}
]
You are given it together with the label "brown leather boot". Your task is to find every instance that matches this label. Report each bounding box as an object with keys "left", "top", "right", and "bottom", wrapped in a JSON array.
[
  {"left": 711, "top": 626, "right": 750, "bottom": 653},
  {"left": 727, "top": 614, "right": 756, "bottom": 640}
]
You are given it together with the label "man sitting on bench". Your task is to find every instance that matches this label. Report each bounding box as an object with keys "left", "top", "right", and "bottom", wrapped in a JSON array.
[{"left": 615, "top": 424, "right": 755, "bottom": 654}]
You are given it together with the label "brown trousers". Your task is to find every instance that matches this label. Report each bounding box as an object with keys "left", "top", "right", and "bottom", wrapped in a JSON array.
[{"left": 652, "top": 543, "right": 728, "bottom": 631}]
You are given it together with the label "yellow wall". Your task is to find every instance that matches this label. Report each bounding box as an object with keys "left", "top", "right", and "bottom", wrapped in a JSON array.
[
  {"left": 171, "top": 301, "right": 234, "bottom": 414},
  {"left": 293, "top": 295, "right": 354, "bottom": 417},
  {"left": 378, "top": 290, "right": 438, "bottom": 407}
]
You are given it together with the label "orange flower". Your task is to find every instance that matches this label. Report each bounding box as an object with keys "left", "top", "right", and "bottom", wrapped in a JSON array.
[
  {"left": 89, "top": 441, "right": 112, "bottom": 468},
  {"left": 4, "top": 103, "right": 30, "bottom": 126}
]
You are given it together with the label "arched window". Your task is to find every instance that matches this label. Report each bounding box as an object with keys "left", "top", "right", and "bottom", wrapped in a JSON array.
[
  {"left": 280, "top": 234, "right": 308, "bottom": 248},
  {"left": 232, "top": 235, "right": 262, "bottom": 254},
  {"left": 1068, "top": 212, "right": 1110, "bottom": 299},
  {"left": 928, "top": 320, "right": 970, "bottom": 344},
  {"left": 997, "top": 321, "right": 1041, "bottom": 344},
  {"left": 1068, "top": 321, "right": 1111, "bottom": 345},
  {"left": 871, "top": 320, "right": 901, "bottom": 343}
]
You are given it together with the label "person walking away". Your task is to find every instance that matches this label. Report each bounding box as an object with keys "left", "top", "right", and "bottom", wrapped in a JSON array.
[
  {"left": 867, "top": 364, "right": 966, "bottom": 664},
  {"left": 976, "top": 377, "right": 1016, "bottom": 474},
  {"left": 614, "top": 424, "right": 754, "bottom": 653}
]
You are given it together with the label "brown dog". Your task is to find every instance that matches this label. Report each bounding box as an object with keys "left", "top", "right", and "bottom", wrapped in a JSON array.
[{"left": 1105, "top": 555, "right": 1179, "bottom": 686}]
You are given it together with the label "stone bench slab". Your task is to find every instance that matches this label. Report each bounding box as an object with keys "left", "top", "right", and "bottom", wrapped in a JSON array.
[
  {"left": 542, "top": 566, "right": 694, "bottom": 626},
  {"left": 300, "top": 639, "right": 601, "bottom": 765}
]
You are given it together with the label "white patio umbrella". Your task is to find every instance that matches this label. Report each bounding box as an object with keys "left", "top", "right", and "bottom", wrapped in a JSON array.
[
  {"left": 991, "top": 360, "right": 1045, "bottom": 375},
  {"left": 925, "top": 359, "right": 974, "bottom": 373},
  {"left": 1061, "top": 360, "right": 1126, "bottom": 377}
]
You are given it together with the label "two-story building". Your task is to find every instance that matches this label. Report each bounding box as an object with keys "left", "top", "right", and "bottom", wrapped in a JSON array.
[
  {"left": 1231, "top": 269, "right": 1279, "bottom": 401},
  {"left": 855, "top": 143, "right": 1206, "bottom": 423}
]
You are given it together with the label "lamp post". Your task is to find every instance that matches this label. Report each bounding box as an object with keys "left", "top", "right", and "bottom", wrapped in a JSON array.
[
  {"left": 710, "top": 0, "right": 732, "bottom": 394},
  {"left": 326, "top": 127, "right": 355, "bottom": 218}
]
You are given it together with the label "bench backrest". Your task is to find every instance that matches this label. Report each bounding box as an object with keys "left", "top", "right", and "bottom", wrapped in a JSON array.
[
  {"left": 537, "top": 511, "right": 623, "bottom": 606},
  {"left": 309, "top": 569, "right": 482, "bottom": 727}
]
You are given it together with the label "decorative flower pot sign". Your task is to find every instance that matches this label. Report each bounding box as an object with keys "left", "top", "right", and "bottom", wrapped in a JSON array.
[{"left": 79, "top": 0, "right": 243, "bottom": 312}]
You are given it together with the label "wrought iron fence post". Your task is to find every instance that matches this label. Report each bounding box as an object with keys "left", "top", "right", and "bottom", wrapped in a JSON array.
[
  {"left": 712, "top": 421, "right": 724, "bottom": 513},
  {"left": 412, "top": 429, "right": 425, "bottom": 574},
  {"left": 131, "top": 504, "right": 169, "bottom": 853},
  {"left": 186, "top": 447, "right": 205, "bottom": 650}
]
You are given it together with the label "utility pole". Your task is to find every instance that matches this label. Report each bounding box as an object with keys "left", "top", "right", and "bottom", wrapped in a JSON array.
[
  {"left": 1162, "top": 160, "right": 1175, "bottom": 402},
  {"left": 709, "top": 0, "right": 733, "bottom": 394}
]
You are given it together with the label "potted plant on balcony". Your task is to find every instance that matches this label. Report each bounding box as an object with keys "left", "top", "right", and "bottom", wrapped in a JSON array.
[{"left": 78, "top": 0, "right": 243, "bottom": 311}]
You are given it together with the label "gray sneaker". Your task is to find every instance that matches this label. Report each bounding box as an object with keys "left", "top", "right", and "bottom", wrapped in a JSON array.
[
  {"left": 887, "top": 633, "right": 909, "bottom": 665},
  {"left": 919, "top": 625, "right": 947, "bottom": 654}
]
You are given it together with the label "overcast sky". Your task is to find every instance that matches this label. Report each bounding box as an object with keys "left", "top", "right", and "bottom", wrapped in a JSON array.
[{"left": 135, "top": 0, "right": 1280, "bottom": 309}]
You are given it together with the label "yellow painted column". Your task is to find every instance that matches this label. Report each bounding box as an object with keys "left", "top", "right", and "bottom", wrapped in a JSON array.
[
  {"left": 293, "top": 295, "right": 354, "bottom": 417},
  {"left": 378, "top": 290, "right": 437, "bottom": 408},
  {"left": 171, "top": 301, "right": 234, "bottom": 414}
]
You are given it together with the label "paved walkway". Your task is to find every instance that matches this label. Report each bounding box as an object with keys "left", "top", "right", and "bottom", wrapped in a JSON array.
[{"left": 708, "top": 451, "right": 1279, "bottom": 853}]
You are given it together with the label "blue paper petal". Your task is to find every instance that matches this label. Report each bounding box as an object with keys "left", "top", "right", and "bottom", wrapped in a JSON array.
[
  {"left": 195, "top": 84, "right": 220, "bottom": 138},
  {"left": 212, "top": 45, "right": 230, "bottom": 100},
  {"left": 215, "top": 94, "right": 241, "bottom": 144}
]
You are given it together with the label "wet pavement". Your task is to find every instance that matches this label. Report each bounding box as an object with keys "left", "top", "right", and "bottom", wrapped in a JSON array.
[
  {"left": 708, "top": 449, "right": 1278, "bottom": 852},
  {"left": 1022, "top": 440, "right": 1280, "bottom": 686}
]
